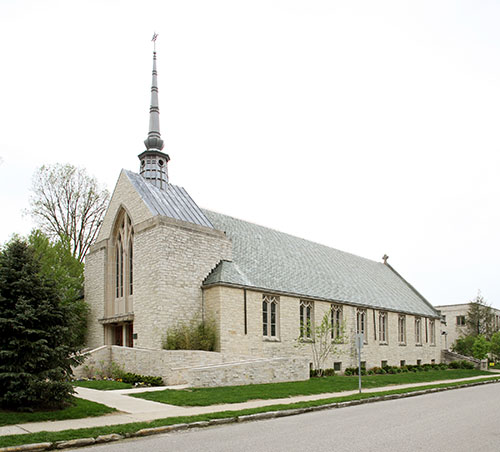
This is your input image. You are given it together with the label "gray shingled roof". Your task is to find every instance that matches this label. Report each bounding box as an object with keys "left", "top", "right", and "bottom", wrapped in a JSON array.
[
  {"left": 202, "top": 210, "right": 438, "bottom": 318},
  {"left": 125, "top": 170, "right": 214, "bottom": 229}
]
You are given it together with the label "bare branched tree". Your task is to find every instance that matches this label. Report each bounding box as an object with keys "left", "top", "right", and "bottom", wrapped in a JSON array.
[{"left": 28, "top": 164, "right": 110, "bottom": 262}]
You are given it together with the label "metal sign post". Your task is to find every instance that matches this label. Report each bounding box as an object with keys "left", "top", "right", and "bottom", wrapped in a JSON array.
[{"left": 356, "top": 333, "right": 364, "bottom": 393}]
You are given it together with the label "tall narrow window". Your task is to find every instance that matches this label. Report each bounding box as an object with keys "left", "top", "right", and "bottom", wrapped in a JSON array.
[
  {"left": 356, "top": 308, "right": 367, "bottom": 341},
  {"left": 114, "top": 214, "right": 134, "bottom": 301},
  {"left": 115, "top": 243, "right": 121, "bottom": 298},
  {"left": 331, "top": 305, "right": 343, "bottom": 340},
  {"left": 270, "top": 301, "right": 277, "bottom": 337},
  {"left": 398, "top": 315, "right": 406, "bottom": 344},
  {"left": 300, "top": 301, "right": 313, "bottom": 339},
  {"left": 429, "top": 319, "right": 435, "bottom": 345},
  {"left": 262, "top": 295, "right": 279, "bottom": 339},
  {"left": 379, "top": 311, "right": 388, "bottom": 343},
  {"left": 415, "top": 317, "right": 422, "bottom": 345},
  {"left": 116, "top": 238, "right": 123, "bottom": 298},
  {"left": 262, "top": 300, "right": 268, "bottom": 336},
  {"left": 129, "top": 238, "right": 133, "bottom": 295}
]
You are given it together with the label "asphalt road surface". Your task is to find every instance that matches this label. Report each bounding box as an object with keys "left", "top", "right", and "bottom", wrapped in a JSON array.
[{"left": 74, "top": 383, "right": 500, "bottom": 452}]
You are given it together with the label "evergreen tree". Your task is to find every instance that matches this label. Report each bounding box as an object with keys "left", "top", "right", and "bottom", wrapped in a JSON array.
[{"left": 0, "top": 239, "right": 82, "bottom": 410}]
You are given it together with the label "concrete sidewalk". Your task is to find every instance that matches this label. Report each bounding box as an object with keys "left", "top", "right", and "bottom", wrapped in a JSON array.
[{"left": 2, "top": 374, "right": 499, "bottom": 437}]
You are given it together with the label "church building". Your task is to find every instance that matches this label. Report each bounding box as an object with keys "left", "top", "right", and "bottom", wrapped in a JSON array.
[{"left": 84, "top": 48, "right": 442, "bottom": 381}]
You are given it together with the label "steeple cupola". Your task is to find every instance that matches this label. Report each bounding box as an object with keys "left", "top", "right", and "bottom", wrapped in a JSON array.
[{"left": 138, "top": 34, "right": 170, "bottom": 190}]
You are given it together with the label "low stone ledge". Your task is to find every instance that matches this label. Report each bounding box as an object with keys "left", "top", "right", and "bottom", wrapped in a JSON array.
[
  {"left": 186, "top": 421, "right": 211, "bottom": 429},
  {"left": 0, "top": 443, "right": 52, "bottom": 452},
  {"left": 134, "top": 425, "right": 176, "bottom": 436},
  {"left": 55, "top": 438, "right": 95, "bottom": 449},
  {"left": 208, "top": 417, "right": 236, "bottom": 426},
  {"left": 237, "top": 413, "right": 277, "bottom": 422},
  {"left": 95, "top": 434, "right": 124, "bottom": 443}
]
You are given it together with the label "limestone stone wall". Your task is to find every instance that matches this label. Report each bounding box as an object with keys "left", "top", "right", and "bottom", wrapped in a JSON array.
[
  {"left": 132, "top": 217, "right": 232, "bottom": 349},
  {"left": 72, "top": 345, "right": 307, "bottom": 387},
  {"left": 84, "top": 247, "right": 107, "bottom": 350},
  {"left": 435, "top": 304, "right": 469, "bottom": 350},
  {"left": 179, "top": 357, "right": 310, "bottom": 387},
  {"left": 205, "top": 286, "right": 442, "bottom": 371},
  {"left": 96, "top": 171, "right": 153, "bottom": 243},
  {"left": 72, "top": 346, "right": 112, "bottom": 379}
]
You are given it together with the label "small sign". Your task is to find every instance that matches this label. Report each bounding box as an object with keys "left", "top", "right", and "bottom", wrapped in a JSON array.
[{"left": 356, "top": 333, "right": 364, "bottom": 350}]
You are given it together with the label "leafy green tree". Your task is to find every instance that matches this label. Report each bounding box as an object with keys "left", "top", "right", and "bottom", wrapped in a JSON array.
[
  {"left": 466, "top": 292, "right": 495, "bottom": 339},
  {"left": 0, "top": 238, "right": 82, "bottom": 410},
  {"left": 472, "top": 335, "right": 490, "bottom": 360},
  {"left": 452, "top": 335, "right": 476, "bottom": 356},
  {"left": 490, "top": 331, "right": 500, "bottom": 361},
  {"left": 296, "top": 311, "right": 345, "bottom": 376},
  {"left": 28, "top": 230, "right": 88, "bottom": 347}
]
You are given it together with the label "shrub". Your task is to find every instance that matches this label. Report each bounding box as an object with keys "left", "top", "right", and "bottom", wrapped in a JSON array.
[
  {"left": 121, "top": 373, "right": 163, "bottom": 387},
  {"left": 162, "top": 317, "right": 217, "bottom": 351},
  {"left": 449, "top": 360, "right": 475, "bottom": 369},
  {"left": 344, "top": 367, "right": 366, "bottom": 376}
]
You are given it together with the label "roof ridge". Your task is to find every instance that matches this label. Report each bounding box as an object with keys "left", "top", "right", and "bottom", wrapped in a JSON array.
[{"left": 202, "top": 208, "right": 383, "bottom": 267}]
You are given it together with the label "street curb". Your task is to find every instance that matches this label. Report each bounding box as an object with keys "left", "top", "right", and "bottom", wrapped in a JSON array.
[{"left": 2, "top": 377, "right": 499, "bottom": 451}]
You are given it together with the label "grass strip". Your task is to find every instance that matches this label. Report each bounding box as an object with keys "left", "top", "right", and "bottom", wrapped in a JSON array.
[
  {"left": 0, "top": 398, "right": 115, "bottom": 427},
  {"left": 1, "top": 376, "right": 498, "bottom": 448},
  {"left": 131, "top": 369, "right": 490, "bottom": 406},
  {"left": 73, "top": 380, "right": 133, "bottom": 390}
]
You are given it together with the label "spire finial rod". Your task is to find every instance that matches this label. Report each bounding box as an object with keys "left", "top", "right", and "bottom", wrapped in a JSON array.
[
  {"left": 152, "top": 32, "right": 158, "bottom": 52},
  {"left": 144, "top": 33, "right": 164, "bottom": 152}
]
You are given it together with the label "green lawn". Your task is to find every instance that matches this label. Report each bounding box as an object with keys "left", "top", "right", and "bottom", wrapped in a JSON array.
[
  {"left": 0, "top": 397, "right": 116, "bottom": 427},
  {"left": 131, "top": 369, "right": 490, "bottom": 406},
  {"left": 0, "top": 377, "right": 498, "bottom": 449},
  {"left": 73, "top": 380, "right": 133, "bottom": 390}
]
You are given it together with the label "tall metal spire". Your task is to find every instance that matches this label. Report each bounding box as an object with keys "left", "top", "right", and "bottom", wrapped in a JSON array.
[
  {"left": 139, "top": 33, "right": 170, "bottom": 190},
  {"left": 144, "top": 33, "right": 164, "bottom": 151}
]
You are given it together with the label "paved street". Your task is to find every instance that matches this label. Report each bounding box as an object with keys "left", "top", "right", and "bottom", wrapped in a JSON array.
[{"left": 71, "top": 383, "right": 500, "bottom": 452}]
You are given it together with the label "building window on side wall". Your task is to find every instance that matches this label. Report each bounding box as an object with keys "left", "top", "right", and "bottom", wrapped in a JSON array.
[
  {"left": 356, "top": 308, "right": 367, "bottom": 342},
  {"left": 415, "top": 317, "right": 422, "bottom": 345},
  {"left": 114, "top": 214, "right": 134, "bottom": 300},
  {"left": 299, "top": 300, "right": 313, "bottom": 339},
  {"left": 379, "top": 311, "right": 388, "bottom": 344},
  {"left": 116, "top": 237, "right": 123, "bottom": 298},
  {"left": 398, "top": 315, "right": 406, "bottom": 344},
  {"left": 263, "top": 295, "right": 279, "bottom": 339},
  {"left": 456, "top": 315, "right": 466, "bottom": 326},
  {"left": 331, "top": 305, "right": 343, "bottom": 340},
  {"left": 129, "top": 237, "right": 133, "bottom": 295},
  {"left": 429, "top": 319, "right": 436, "bottom": 345}
]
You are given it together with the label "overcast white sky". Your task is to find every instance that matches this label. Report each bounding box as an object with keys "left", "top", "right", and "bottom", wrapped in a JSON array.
[{"left": 1, "top": 0, "right": 499, "bottom": 309}]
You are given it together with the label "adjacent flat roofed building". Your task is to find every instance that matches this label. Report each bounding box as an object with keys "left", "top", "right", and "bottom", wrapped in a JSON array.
[{"left": 436, "top": 303, "right": 500, "bottom": 350}]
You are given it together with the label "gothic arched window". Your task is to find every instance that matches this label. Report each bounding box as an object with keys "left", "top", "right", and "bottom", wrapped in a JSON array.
[{"left": 114, "top": 212, "right": 134, "bottom": 300}]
